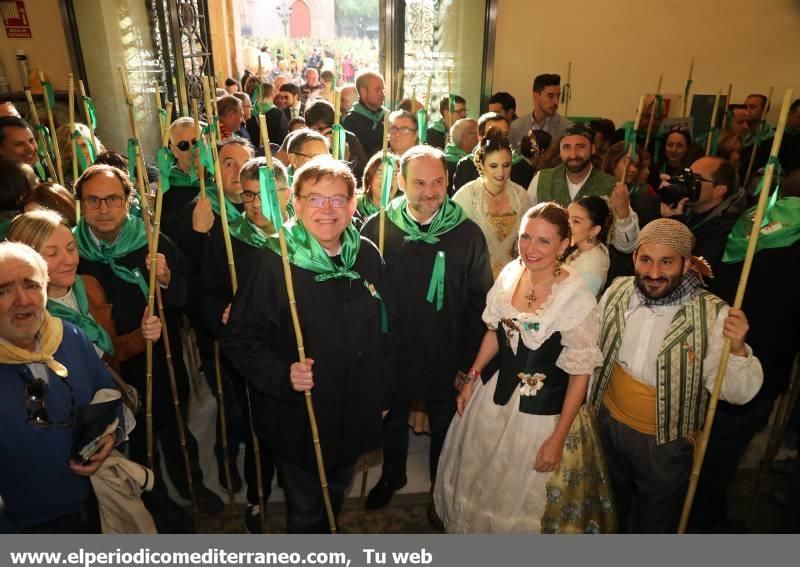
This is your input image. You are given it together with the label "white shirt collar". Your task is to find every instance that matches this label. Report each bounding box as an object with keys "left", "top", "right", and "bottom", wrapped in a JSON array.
[{"left": 405, "top": 203, "right": 440, "bottom": 226}]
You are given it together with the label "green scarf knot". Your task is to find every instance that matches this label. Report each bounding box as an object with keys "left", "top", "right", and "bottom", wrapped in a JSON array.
[
  {"left": 356, "top": 195, "right": 380, "bottom": 218},
  {"left": 331, "top": 124, "right": 347, "bottom": 160},
  {"left": 74, "top": 216, "right": 150, "bottom": 298},
  {"left": 206, "top": 185, "right": 244, "bottom": 223},
  {"left": 265, "top": 219, "right": 361, "bottom": 282},
  {"left": 351, "top": 102, "right": 386, "bottom": 130},
  {"left": 380, "top": 155, "right": 396, "bottom": 208},
  {"left": 622, "top": 121, "right": 638, "bottom": 161},
  {"left": 430, "top": 118, "right": 447, "bottom": 135},
  {"left": 47, "top": 275, "right": 114, "bottom": 355}
]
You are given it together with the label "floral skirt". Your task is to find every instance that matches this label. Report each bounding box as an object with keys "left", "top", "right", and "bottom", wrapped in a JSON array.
[{"left": 433, "top": 373, "right": 616, "bottom": 533}]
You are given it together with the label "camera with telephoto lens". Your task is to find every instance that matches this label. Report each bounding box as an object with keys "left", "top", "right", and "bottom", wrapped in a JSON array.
[{"left": 658, "top": 168, "right": 703, "bottom": 207}]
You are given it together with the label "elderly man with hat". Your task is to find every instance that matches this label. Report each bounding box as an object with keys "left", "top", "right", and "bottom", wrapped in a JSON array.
[{"left": 588, "top": 218, "right": 763, "bottom": 533}]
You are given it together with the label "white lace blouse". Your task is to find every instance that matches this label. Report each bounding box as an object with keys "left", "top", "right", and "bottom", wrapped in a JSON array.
[{"left": 482, "top": 260, "right": 604, "bottom": 376}]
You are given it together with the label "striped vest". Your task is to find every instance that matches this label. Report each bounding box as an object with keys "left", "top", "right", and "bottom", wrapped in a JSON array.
[
  {"left": 536, "top": 164, "right": 616, "bottom": 206},
  {"left": 589, "top": 277, "right": 725, "bottom": 445}
]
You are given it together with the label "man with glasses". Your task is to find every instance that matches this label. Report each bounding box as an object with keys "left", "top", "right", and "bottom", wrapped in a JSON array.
[
  {"left": 361, "top": 146, "right": 492, "bottom": 528},
  {"left": 388, "top": 110, "right": 419, "bottom": 158},
  {"left": 427, "top": 95, "right": 467, "bottom": 151},
  {"left": 222, "top": 157, "right": 393, "bottom": 533},
  {"left": 342, "top": 71, "right": 388, "bottom": 158},
  {"left": 305, "top": 99, "right": 367, "bottom": 180},
  {"left": 201, "top": 156, "right": 291, "bottom": 532},
  {"left": 74, "top": 165, "right": 222, "bottom": 527},
  {"left": 0, "top": 241, "right": 124, "bottom": 532},
  {"left": 285, "top": 129, "right": 330, "bottom": 179}
]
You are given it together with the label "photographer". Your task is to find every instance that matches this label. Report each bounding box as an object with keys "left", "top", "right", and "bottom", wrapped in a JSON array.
[{"left": 659, "top": 156, "right": 746, "bottom": 282}]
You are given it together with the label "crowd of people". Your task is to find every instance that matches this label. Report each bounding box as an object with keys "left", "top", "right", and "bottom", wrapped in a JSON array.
[{"left": 0, "top": 66, "right": 799, "bottom": 535}]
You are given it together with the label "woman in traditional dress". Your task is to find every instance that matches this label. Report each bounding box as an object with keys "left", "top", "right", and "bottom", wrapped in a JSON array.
[
  {"left": 6, "top": 209, "right": 161, "bottom": 370},
  {"left": 434, "top": 202, "right": 616, "bottom": 533},
  {"left": 452, "top": 130, "right": 532, "bottom": 278},
  {"left": 564, "top": 196, "right": 613, "bottom": 297}
]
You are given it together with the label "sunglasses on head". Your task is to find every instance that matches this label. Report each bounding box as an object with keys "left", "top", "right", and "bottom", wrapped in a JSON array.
[{"left": 175, "top": 139, "right": 198, "bottom": 152}]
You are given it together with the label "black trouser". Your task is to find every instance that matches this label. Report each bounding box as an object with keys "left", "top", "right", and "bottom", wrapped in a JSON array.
[
  {"left": 381, "top": 396, "right": 456, "bottom": 487},
  {"left": 690, "top": 397, "right": 775, "bottom": 530},
  {"left": 276, "top": 459, "right": 354, "bottom": 533},
  {"left": 597, "top": 406, "right": 693, "bottom": 533}
]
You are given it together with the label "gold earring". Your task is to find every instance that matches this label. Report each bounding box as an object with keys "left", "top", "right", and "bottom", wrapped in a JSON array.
[{"left": 553, "top": 258, "right": 561, "bottom": 277}]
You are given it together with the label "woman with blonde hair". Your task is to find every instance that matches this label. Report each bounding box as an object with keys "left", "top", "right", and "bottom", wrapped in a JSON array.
[
  {"left": 6, "top": 209, "right": 161, "bottom": 371},
  {"left": 56, "top": 123, "right": 106, "bottom": 185}
]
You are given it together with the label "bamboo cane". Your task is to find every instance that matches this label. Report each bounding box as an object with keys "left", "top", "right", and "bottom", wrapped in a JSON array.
[
  {"left": 38, "top": 69, "right": 64, "bottom": 185},
  {"left": 445, "top": 69, "right": 453, "bottom": 145},
  {"left": 154, "top": 81, "right": 164, "bottom": 137},
  {"left": 395, "top": 67, "right": 404, "bottom": 110},
  {"left": 750, "top": 353, "right": 800, "bottom": 516},
  {"left": 68, "top": 75, "right": 79, "bottom": 187},
  {"left": 643, "top": 74, "right": 664, "bottom": 152},
  {"left": 618, "top": 96, "right": 647, "bottom": 186},
  {"left": 278, "top": 229, "right": 338, "bottom": 534},
  {"left": 331, "top": 88, "right": 342, "bottom": 161},
  {"left": 677, "top": 88, "right": 794, "bottom": 534},
  {"left": 705, "top": 88, "right": 722, "bottom": 155},
  {"left": 191, "top": 99, "right": 207, "bottom": 199},
  {"left": 211, "top": 78, "right": 222, "bottom": 139},
  {"left": 378, "top": 111, "right": 391, "bottom": 255},
  {"left": 743, "top": 86, "right": 775, "bottom": 190},
  {"left": 424, "top": 76, "right": 433, "bottom": 117},
  {"left": 212, "top": 340, "right": 237, "bottom": 515},
  {"left": 564, "top": 61, "right": 572, "bottom": 118},
  {"left": 681, "top": 57, "right": 695, "bottom": 118},
  {"left": 725, "top": 83, "right": 733, "bottom": 127},
  {"left": 77, "top": 80, "right": 97, "bottom": 155},
  {"left": 24, "top": 88, "right": 57, "bottom": 181}
]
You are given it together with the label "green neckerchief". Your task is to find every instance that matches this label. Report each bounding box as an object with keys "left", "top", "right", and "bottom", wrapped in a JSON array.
[
  {"left": 74, "top": 215, "right": 150, "bottom": 298},
  {"left": 0, "top": 218, "right": 12, "bottom": 240},
  {"left": 356, "top": 194, "right": 380, "bottom": 218},
  {"left": 385, "top": 195, "right": 468, "bottom": 311},
  {"left": 168, "top": 165, "right": 199, "bottom": 189},
  {"left": 430, "top": 118, "right": 447, "bottom": 135},
  {"left": 723, "top": 197, "right": 800, "bottom": 263},
  {"left": 265, "top": 219, "right": 361, "bottom": 282},
  {"left": 444, "top": 143, "right": 469, "bottom": 164},
  {"left": 206, "top": 186, "right": 244, "bottom": 223},
  {"left": 350, "top": 102, "right": 387, "bottom": 130},
  {"left": 264, "top": 220, "right": 388, "bottom": 332},
  {"left": 229, "top": 215, "right": 269, "bottom": 248},
  {"left": 743, "top": 122, "right": 776, "bottom": 147},
  {"left": 46, "top": 275, "right": 114, "bottom": 355}
]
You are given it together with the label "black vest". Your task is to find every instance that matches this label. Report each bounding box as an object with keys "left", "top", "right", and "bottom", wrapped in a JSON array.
[{"left": 493, "top": 322, "right": 568, "bottom": 415}]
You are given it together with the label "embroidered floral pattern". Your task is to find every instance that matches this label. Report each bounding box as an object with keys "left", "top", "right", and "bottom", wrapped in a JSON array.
[{"left": 518, "top": 372, "right": 547, "bottom": 397}]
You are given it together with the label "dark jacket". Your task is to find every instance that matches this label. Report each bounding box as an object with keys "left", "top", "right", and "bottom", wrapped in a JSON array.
[{"left": 342, "top": 109, "right": 385, "bottom": 158}]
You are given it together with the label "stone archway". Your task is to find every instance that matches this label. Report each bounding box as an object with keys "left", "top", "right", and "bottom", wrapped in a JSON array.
[{"left": 289, "top": 0, "right": 311, "bottom": 37}]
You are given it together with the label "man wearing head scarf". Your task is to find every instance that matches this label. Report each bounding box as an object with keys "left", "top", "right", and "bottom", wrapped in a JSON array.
[{"left": 588, "top": 218, "right": 763, "bottom": 533}]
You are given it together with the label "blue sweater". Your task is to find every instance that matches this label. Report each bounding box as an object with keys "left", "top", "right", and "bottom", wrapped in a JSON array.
[{"left": 0, "top": 321, "right": 118, "bottom": 530}]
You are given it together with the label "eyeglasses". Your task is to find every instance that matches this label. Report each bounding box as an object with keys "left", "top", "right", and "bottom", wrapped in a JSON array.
[
  {"left": 25, "top": 377, "right": 74, "bottom": 429},
  {"left": 241, "top": 189, "right": 289, "bottom": 203},
  {"left": 389, "top": 126, "right": 417, "bottom": 136},
  {"left": 83, "top": 195, "right": 126, "bottom": 210},
  {"left": 297, "top": 194, "right": 350, "bottom": 208},
  {"left": 175, "top": 139, "right": 198, "bottom": 152}
]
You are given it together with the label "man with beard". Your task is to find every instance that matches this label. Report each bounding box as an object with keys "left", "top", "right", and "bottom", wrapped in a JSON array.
[
  {"left": 588, "top": 218, "right": 763, "bottom": 533},
  {"left": 361, "top": 146, "right": 492, "bottom": 526},
  {"left": 341, "top": 71, "right": 388, "bottom": 158},
  {"left": 528, "top": 123, "right": 616, "bottom": 206}
]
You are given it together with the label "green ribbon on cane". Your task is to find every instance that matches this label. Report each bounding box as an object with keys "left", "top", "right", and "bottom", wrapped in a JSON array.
[
  {"left": 363, "top": 280, "right": 388, "bottom": 334},
  {"left": 259, "top": 166, "right": 283, "bottom": 231},
  {"left": 417, "top": 109, "right": 428, "bottom": 144},
  {"left": 198, "top": 131, "right": 215, "bottom": 174},
  {"left": 41, "top": 81, "right": 56, "bottom": 108},
  {"left": 35, "top": 124, "right": 54, "bottom": 164},
  {"left": 426, "top": 250, "right": 446, "bottom": 311},
  {"left": 380, "top": 155, "right": 395, "bottom": 209},
  {"left": 158, "top": 109, "right": 168, "bottom": 133},
  {"left": 331, "top": 123, "right": 347, "bottom": 161},
  {"left": 157, "top": 147, "right": 174, "bottom": 193},
  {"left": 683, "top": 79, "right": 693, "bottom": 106},
  {"left": 33, "top": 161, "right": 47, "bottom": 181},
  {"left": 126, "top": 138, "right": 139, "bottom": 183},
  {"left": 81, "top": 96, "right": 97, "bottom": 130},
  {"left": 752, "top": 156, "right": 783, "bottom": 226},
  {"left": 621, "top": 121, "right": 638, "bottom": 162}
]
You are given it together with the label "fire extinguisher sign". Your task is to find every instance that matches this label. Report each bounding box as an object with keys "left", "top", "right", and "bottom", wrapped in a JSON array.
[{"left": 1, "top": 1, "right": 32, "bottom": 39}]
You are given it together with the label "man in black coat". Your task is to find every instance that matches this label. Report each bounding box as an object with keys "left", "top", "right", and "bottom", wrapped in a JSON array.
[
  {"left": 222, "top": 157, "right": 394, "bottom": 533},
  {"left": 74, "top": 165, "right": 223, "bottom": 526},
  {"left": 361, "top": 146, "right": 493, "bottom": 521},
  {"left": 245, "top": 81, "right": 289, "bottom": 148},
  {"left": 341, "top": 71, "right": 388, "bottom": 158},
  {"left": 304, "top": 98, "right": 367, "bottom": 181}
]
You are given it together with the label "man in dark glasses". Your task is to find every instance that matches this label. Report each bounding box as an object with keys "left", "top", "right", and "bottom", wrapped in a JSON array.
[
  {"left": 0, "top": 241, "right": 123, "bottom": 532},
  {"left": 162, "top": 117, "right": 205, "bottom": 235}
]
